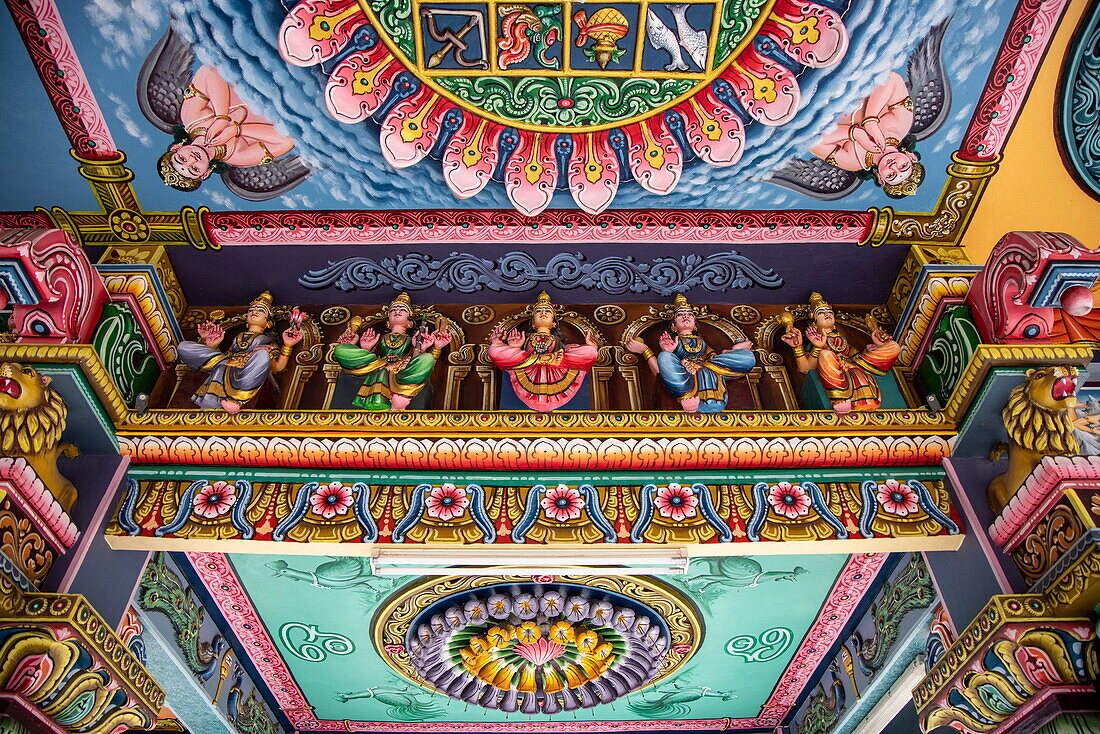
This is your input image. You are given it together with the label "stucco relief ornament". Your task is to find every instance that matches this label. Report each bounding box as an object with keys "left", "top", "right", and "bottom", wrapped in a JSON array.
[
  {"left": 489, "top": 292, "right": 598, "bottom": 412},
  {"left": 277, "top": 0, "right": 850, "bottom": 214},
  {"left": 332, "top": 292, "right": 451, "bottom": 410},
  {"left": 780, "top": 292, "right": 899, "bottom": 413},
  {"left": 176, "top": 290, "right": 304, "bottom": 413}
]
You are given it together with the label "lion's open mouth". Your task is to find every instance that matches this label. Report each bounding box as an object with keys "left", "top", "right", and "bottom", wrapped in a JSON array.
[
  {"left": 1052, "top": 374, "right": 1077, "bottom": 400},
  {"left": 0, "top": 377, "right": 21, "bottom": 399}
]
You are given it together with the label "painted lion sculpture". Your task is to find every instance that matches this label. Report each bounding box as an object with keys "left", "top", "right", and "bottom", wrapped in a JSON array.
[
  {"left": 988, "top": 365, "right": 1080, "bottom": 514},
  {"left": 0, "top": 362, "right": 78, "bottom": 510}
]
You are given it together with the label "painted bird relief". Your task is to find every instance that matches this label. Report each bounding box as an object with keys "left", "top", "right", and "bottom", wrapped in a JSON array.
[
  {"left": 767, "top": 18, "right": 952, "bottom": 200},
  {"left": 646, "top": 4, "right": 709, "bottom": 72},
  {"left": 138, "top": 26, "right": 310, "bottom": 201}
]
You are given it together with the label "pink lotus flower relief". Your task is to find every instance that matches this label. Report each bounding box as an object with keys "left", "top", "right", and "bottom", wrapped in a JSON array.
[
  {"left": 541, "top": 484, "right": 585, "bottom": 522},
  {"left": 654, "top": 483, "right": 699, "bottom": 521},
  {"left": 309, "top": 481, "right": 354, "bottom": 519},
  {"left": 425, "top": 483, "right": 469, "bottom": 521},
  {"left": 192, "top": 481, "right": 236, "bottom": 519},
  {"left": 767, "top": 481, "right": 811, "bottom": 520},
  {"left": 876, "top": 479, "right": 920, "bottom": 516}
]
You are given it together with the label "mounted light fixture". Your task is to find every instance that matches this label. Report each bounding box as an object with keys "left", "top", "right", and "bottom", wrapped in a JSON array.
[{"left": 369, "top": 547, "right": 690, "bottom": 577}]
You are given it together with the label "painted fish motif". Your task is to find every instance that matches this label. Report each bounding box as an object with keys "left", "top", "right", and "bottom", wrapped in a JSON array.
[
  {"left": 645, "top": 8, "right": 687, "bottom": 71},
  {"left": 669, "top": 4, "right": 708, "bottom": 69}
]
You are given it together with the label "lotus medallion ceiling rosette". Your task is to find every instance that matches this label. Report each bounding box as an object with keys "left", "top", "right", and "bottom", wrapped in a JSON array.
[
  {"left": 373, "top": 575, "right": 702, "bottom": 714},
  {"left": 279, "top": 0, "right": 849, "bottom": 214}
]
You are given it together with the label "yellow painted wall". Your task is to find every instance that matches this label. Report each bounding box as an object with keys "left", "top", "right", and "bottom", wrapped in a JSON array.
[{"left": 962, "top": 0, "right": 1100, "bottom": 262}]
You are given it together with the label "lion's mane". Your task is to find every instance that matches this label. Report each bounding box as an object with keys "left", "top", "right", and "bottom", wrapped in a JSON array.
[{"left": 0, "top": 379, "right": 67, "bottom": 456}]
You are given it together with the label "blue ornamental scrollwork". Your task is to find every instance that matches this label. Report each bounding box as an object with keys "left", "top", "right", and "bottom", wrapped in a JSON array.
[
  {"left": 155, "top": 479, "right": 255, "bottom": 539},
  {"left": 391, "top": 483, "right": 496, "bottom": 543},
  {"left": 747, "top": 481, "right": 848, "bottom": 542},
  {"left": 299, "top": 250, "right": 783, "bottom": 295},
  {"left": 117, "top": 477, "right": 143, "bottom": 536},
  {"left": 630, "top": 483, "right": 732, "bottom": 543},
  {"left": 272, "top": 481, "right": 378, "bottom": 542},
  {"left": 1058, "top": 1, "right": 1100, "bottom": 200},
  {"left": 512, "top": 484, "right": 616, "bottom": 544},
  {"left": 858, "top": 479, "right": 959, "bottom": 537}
]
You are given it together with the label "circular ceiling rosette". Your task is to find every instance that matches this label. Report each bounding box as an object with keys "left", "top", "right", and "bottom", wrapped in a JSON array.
[
  {"left": 373, "top": 576, "right": 702, "bottom": 714},
  {"left": 279, "top": 0, "right": 850, "bottom": 215}
]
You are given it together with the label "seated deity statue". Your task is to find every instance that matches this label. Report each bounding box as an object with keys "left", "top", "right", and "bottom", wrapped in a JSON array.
[
  {"left": 332, "top": 293, "right": 451, "bottom": 410},
  {"left": 780, "top": 292, "right": 900, "bottom": 413},
  {"left": 177, "top": 290, "right": 303, "bottom": 413},
  {"left": 487, "top": 292, "right": 599, "bottom": 412},
  {"left": 626, "top": 294, "right": 756, "bottom": 413}
]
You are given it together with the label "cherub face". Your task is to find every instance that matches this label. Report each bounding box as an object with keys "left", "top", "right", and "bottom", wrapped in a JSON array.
[
  {"left": 813, "top": 307, "right": 836, "bottom": 331},
  {"left": 531, "top": 306, "right": 556, "bottom": 329},
  {"left": 170, "top": 143, "right": 213, "bottom": 180},
  {"left": 387, "top": 305, "right": 412, "bottom": 329},
  {"left": 672, "top": 311, "right": 695, "bottom": 334},
  {"left": 244, "top": 306, "right": 271, "bottom": 329},
  {"left": 876, "top": 151, "right": 916, "bottom": 186}
]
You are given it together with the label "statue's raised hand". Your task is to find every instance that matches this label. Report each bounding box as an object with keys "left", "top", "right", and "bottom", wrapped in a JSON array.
[
  {"left": 360, "top": 328, "right": 380, "bottom": 351},
  {"left": 489, "top": 324, "right": 505, "bottom": 345},
  {"left": 412, "top": 327, "right": 431, "bottom": 352},
  {"left": 282, "top": 325, "right": 304, "bottom": 346},
  {"left": 780, "top": 325, "right": 802, "bottom": 348},
  {"left": 805, "top": 326, "right": 827, "bottom": 348},
  {"left": 583, "top": 328, "right": 599, "bottom": 348},
  {"left": 659, "top": 331, "right": 677, "bottom": 352},
  {"left": 337, "top": 325, "right": 358, "bottom": 344},
  {"left": 431, "top": 329, "right": 452, "bottom": 349},
  {"left": 626, "top": 338, "right": 648, "bottom": 355},
  {"left": 871, "top": 327, "right": 893, "bottom": 346},
  {"left": 197, "top": 321, "right": 224, "bottom": 349},
  {"left": 506, "top": 329, "right": 525, "bottom": 348}
]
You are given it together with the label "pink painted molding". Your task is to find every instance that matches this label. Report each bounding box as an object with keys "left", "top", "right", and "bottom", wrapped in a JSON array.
[
  {"left": 203, "top": 209, "right": 875, "bottom": 247},
  {"left": 0, "top": 456, "right": 78, "bottom": 550},
  {"left": 185, "top": 551, "right": 885, "bottom": 732},
  {"left": 0, "top": 228, "right": 110, "bottom": 343},
  {"left": 989, "top": 455, "right": 1100, "bottom": 550},
  {"left": 3, "top": 0, "right": 117, "bottom": 159},
  {"left": 0, "top": 212, "right": 52, "bottom": 228},
  {"left": 958, "top": 0, "right": 1070, "bottom": 161}
]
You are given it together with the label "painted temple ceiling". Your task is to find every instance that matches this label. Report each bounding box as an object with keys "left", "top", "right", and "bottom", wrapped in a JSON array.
[
  {"left": 2, "top": 0, "right": 1017, "bottom": 219},
  {"left": 1, "top": 0, "right": 1094, "bottom": 732}
]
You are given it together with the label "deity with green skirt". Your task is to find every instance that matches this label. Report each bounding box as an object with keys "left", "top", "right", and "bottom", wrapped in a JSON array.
[{"left": 332, "top": 293, "right": 452, "bottom": 411}]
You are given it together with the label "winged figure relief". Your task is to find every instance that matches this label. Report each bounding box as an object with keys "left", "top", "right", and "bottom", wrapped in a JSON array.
[
  {"left": 138, "top": 27, "right": 310, "bottom": 201},
  {"left": 767, "top": 18, "right": 951, "bottom": 200}
]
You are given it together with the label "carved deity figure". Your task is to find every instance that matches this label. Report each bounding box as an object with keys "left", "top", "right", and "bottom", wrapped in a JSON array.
[
  {"left": 332, "top": 293, "right": 451, "bottom": 410},
  {"left": 177, "top": 291, "right": 303, "bottom": 413},
  {"left": 488, "top": 292, "right": 598, "bottom": 411},
  {"left": 626, "top": 294, "right": 755, "bottom": 412},
  {"left": 780, "top": 293, "right": 899, "bottom": 413}
]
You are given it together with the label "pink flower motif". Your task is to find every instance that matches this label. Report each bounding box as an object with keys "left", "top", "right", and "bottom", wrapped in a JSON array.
[
  {"left": 192, "top": 481, "right": 236, "bottom": 519},
  {"left": 309, "top": 482, "right": 354, "bottom": 519},
  {"left": 513, "top": 638, "right": 566, "bottom": 665},
  {"left": 541, "top": 484, "right": 585, "bottom": 522},
  {"left": 531, "top": 574, "right": 556, "bottom": 584},
  {"left": 767, "top": 482, "right": 811, "bottom": 520},
  {"left": 654, "top": 483, "right": 698, "bottom": 522},
  {"left": 383, "top": 644, "right": 405, "bottom": 655},
  {"left": 425, "top": 483, "right": 468, "bottom": 521},
  {"left": 671, "top": 643, "right": 692, "bottom": 655},
  {"left": 876, "top": 479, "right": 920, "bottom": 516}
]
